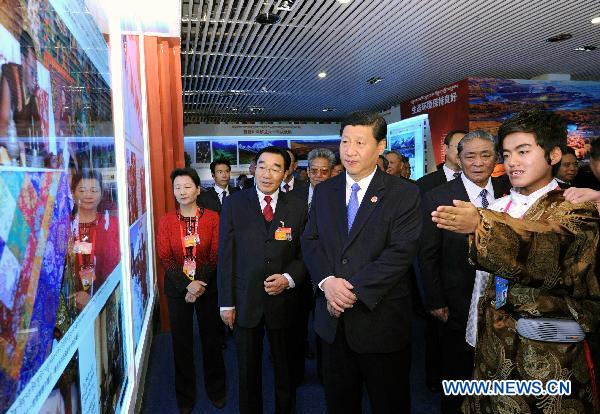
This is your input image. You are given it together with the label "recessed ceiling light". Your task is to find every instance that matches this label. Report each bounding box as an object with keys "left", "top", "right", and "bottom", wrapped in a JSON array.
[
  {"left": 322, "top": 108, "right": 335, "bottom": 112},
  {"left": 318, "top": 71, "right": 327, "bottom": 79},
  {"left": 592, "top": 17, "right": 600, "bottom": 24},
  {"left": 575, "top": 45, "right": 597, "bottom": 51},
  {"left": 337, "top": 0, "right": 352, "bottom": 3},
  {"left": 367, "top": 76, "right": 384, "bottom": 85},
  {"left": 546, "top": 33, "right": 572, "bottom": 42}
]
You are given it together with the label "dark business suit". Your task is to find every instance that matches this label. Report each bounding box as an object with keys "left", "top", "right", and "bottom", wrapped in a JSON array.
[
  {"left": 243, "top": 177, "right": 255, "bottom": 189},
  {"left": 288, "top": 184, "right": 314, "bottom": 385},
  {"left": 419, "top": 176, "right": 509, "bottom": 414},
  {"left": 416, "top": 167, "right": 448, "bottom": 194},
  {"left": 301, "top": 169, "right": 422, "bottom": 413},
  {"left": 218, "top": 188, "right": 307, "bottom": 414},
  {"left": 197, "top": 186, "right": 239, "bottom": 214}
]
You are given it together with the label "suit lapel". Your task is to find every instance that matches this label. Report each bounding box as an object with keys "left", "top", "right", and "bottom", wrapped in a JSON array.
[
  {"left": 246, "top": 189, "right": 268, "bottom": 236},
  {"left": 454, "top": 179, "right": 470, "bottom": 202},
  {"left": 269, "top": 192, "right": 290, "bottom": 235},
  {"left": 343, "top": 170, "right": 386, "bottom": 252},
  {"left": 331, "top": 175, "right": 348, "bottom": 243}
]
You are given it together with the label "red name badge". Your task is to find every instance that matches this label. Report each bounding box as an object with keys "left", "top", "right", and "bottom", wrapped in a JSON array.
[
  {"left": 275, "top": 227, "right": 292, "bottom": 241},
  {"left": 183, "top": 258, "right": 197, "bottom": 280},
  {"left": 79, "top": 267, "right": 96, "bottom": 291}
]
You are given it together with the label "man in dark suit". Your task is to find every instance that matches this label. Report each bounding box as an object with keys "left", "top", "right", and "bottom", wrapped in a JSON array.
[
  {"left": 218, "top": 146, "right": 307, "bottom": 414},
  {"left": 281, "top": 149, "right": 308, "bottom": 193},
  {"left": 417, "top": 129, "right": 467, "bottom": 194},
  {"left": 243, "top": 159, "right": 256, "bottom": 189},
  {"left": 415, "top": 129, "right": 466, "bottom": 391},
  {"left": 419, "top": 130, "right": 510, "bottom": 414},
  {"left": 301, "top": 111, "right": 421, "bottom": 413},
  {"left": 555, "top": 146, "right": 578, "bottom": 189},
  {"left": 197, "top": 159, "right": 239, "bottom": 214},
  {"left": 289, "top": 147, "right": 336, "bottom": 384}
]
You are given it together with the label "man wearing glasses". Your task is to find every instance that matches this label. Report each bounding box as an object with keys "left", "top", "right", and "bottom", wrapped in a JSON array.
[{"left": 218, "top": 146, "right": 308, "bottom": 414}]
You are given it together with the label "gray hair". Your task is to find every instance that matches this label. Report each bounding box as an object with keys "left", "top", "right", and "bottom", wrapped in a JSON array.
[
  {"left": 457, "top": 130, "right": 497, "bottom": 156},
  {"left": 307, "top": 148, "right": 336, "bottom": 168}
]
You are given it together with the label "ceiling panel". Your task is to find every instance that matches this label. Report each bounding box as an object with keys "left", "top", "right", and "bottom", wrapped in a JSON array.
[{"left": 181, "top": 0, "right": 600, "bottom": 123}]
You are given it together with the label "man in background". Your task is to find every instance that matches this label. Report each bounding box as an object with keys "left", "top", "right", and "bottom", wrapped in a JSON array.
[
  {"left": 417, "top": 130, "right": 466, "bottom": 194},
  {"left": 281, "top": 149, "right": 307, "bottom": 192},
  {"left": 198, "top": 159, "right": 239, "bottom": 214},
  {"left": 419, "top": 130, "right": 509, "bottom": 413},
  {"left": 555, "top": 146, "right": 578, "bottom": 188}
]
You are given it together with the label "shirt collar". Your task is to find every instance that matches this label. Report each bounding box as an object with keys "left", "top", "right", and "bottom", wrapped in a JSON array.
[
  {"left": 345, "top": 167, "right": 378, "bottom": 192},
  {"left": 461, "top": 174, "right": 494, "bottom": 203},
  {"left": 214, "top": 185, "right": 228, "bottom": 195},
  {"left": 443, "top": 164, "right": 460, "bottom": 182},
  {"left": 256, "top": 186, "right": 279, "bottom": 203},
  {"left": 281, "top": 176, "right": 295, "bottom": 189},
  {"left": 510, "top": 178, "right": 559, "bottom": 205}
]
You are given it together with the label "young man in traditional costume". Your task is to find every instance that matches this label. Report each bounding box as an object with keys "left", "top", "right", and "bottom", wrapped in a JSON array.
[{"left": 432, "top": 110, "right": 600, "bottom": 413}]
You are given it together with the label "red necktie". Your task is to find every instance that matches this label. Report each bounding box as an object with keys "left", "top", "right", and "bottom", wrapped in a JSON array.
[{"left": 263, "top": 195, "right": 274, "bottom": 222}]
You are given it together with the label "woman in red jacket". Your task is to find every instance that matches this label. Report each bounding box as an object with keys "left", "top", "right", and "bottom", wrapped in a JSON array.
[{"left": 157, "top": 167, "right": 226, "bottom": 413}]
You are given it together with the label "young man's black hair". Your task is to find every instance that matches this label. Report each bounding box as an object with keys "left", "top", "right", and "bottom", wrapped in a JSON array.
[{"left": 210, "top": 159, "right": 231, "bottom": 174}]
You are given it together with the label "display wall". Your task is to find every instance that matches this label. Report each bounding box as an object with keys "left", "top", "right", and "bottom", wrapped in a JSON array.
[
  {"left": 401, "top": 77, "right": 600, "bottom": 168},
  {"left": 0, "top": 0, "right": 159, "bottom": 412}
]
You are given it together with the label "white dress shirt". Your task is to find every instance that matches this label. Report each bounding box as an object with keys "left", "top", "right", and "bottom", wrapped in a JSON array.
[
  {"left": 281, "top": 176, "right": 296, "bottom": 192},
  {"left": 465, "top": 178, "right": 559, "bottom": 347},
  {"left": 319, "top": 167, "right": 378, "bottom": 290},
  {"left": 460, "top": 174, "right": 495, "bottom": 208},
  {"left": 308, "top": 185, "right": 314, "bottom": 207},
  {"left": 220, "top": 187, "right": 294, "bottom": 313},
  {"left": 214, "top": 185, "right": 230, "bottom": 203},
  {"left": 443, "top": 164, "right": 461, "bottom": 182}
]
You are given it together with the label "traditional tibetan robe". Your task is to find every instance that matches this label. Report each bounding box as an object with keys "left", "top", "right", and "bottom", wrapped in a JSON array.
[{"left": 463, "top": 188, "right": 600, "bottom": 414}]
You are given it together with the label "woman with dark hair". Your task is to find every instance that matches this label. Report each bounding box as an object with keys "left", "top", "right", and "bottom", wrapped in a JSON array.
[
  {"left": 70, "top": 170, "right": 120, "bottom": 306},
  {"left": 156, "top": 167, "right": 226, "bottom": 413},
  {"left": 55, "top": 170, "right": 121, "bottom": 334}
]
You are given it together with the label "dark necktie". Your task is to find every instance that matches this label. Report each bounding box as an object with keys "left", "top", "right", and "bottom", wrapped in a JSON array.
[
  {"left": 479, "top": 189, "right": 489, "bottom": 209},
  {"left": 453, "top": 171, "right": 461, "bottom": 179},
  {"left": 263, "top": 195, "right": 274, "bottom": 222},
  {"left": 283, "top": 183, "right": 290, "bottom": 192},
  {"left": 220, "top": 191, "right": 228, "bottom": 204}
]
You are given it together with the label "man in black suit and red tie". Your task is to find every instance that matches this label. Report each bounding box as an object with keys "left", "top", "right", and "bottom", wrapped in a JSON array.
[
  {"left": 197, "top": 159, "right": 239, "bottom": 214},
  {"left": 218, "top": 146, "right": 307, "bottom": 414},
  {"left": 418, "top": 130, "right": 510, "bottom": 414},
  {"left": 301, "top": 111, "right": 422, "bottom": 413}
]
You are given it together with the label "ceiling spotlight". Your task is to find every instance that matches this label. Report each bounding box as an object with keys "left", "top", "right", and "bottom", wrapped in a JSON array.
[
  {"left": 322, "top": 108, "right": 335, "bottom": 112},
  {"left": 337, "top": 0, "right": 353, "bottom": 3},
  {"left": 546, "top": 33, "right": 573, "bottom": 42},
  {"left": 367, "top": 76, "right": 384, "bottom": 85},
  {"left": 575, "top": 45, "right": 597, "bottom": 51},
  {"left": 318, "top": 71, "right": 327, "bottom": 79},
  {"left": 592, "top": 17, "right": 600, "bottom": 24},
  {"left": 256, "top": 13, "right": 280, "bottom": 25},
  {"left": 248, "top": 106, "right": 265, "bottom": 113}
]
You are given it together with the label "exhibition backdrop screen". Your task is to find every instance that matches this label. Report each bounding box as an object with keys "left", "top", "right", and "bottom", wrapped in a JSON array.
[{"left": 0, "top": 1, "right": 155, "bottom": 413}]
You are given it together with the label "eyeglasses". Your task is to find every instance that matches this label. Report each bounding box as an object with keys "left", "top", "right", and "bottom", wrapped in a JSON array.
[
  {"left": 309, "top": 167, "right": 331, "bottom": 176},
  {"left": 257, "top": 165, "right": 283, "bottom": 175}
]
